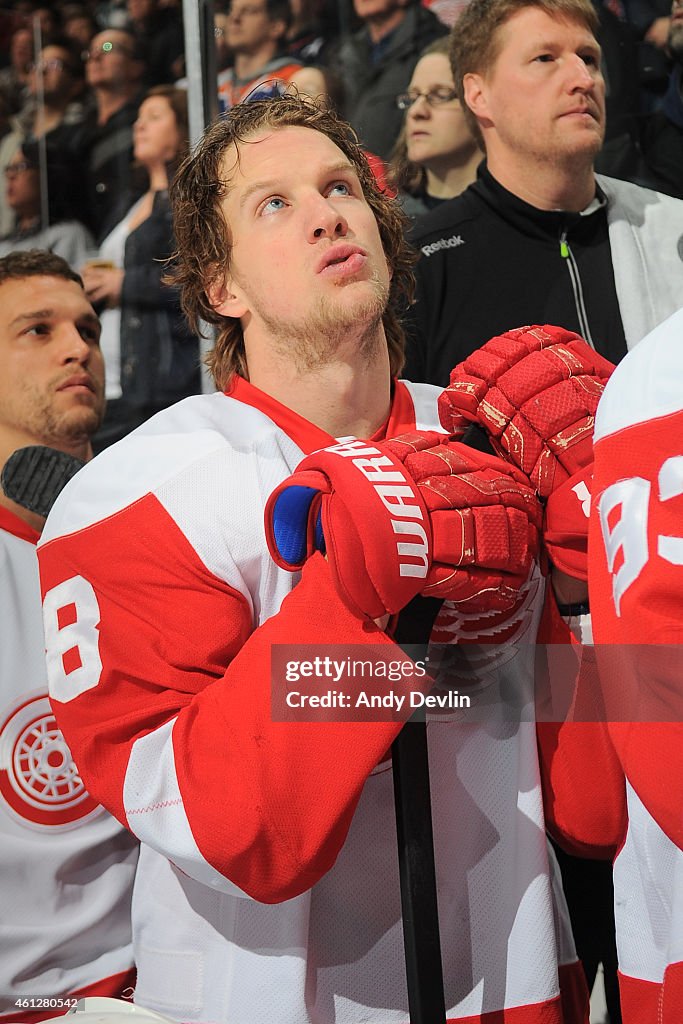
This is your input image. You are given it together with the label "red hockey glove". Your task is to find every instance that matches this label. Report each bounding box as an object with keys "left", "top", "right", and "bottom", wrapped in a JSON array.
[
  {"left": 265, "top": 432, "right": 542, "bottom": 620},
  {"left": 438, "top": 325, "right": 615, "bottom": 499}
]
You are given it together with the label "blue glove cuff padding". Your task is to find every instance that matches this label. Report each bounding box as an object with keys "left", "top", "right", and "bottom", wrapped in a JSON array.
[{"left": 272, "top": 485, "right": 325, "bottom": 566}]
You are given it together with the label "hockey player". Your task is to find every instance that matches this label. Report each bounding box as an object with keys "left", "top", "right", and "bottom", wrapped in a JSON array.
[
  {"left": 438, "top": 319, "right": 683, "bottom": 1022},
  {"left": 0, "top": 251, "right": 138, "bottom": 1020},
  {"left": 588, "top": 308, "right": 683, "bottom": 1023},
  {"left": 39, "top": 97, "right": 587, "bottom": 1024}
]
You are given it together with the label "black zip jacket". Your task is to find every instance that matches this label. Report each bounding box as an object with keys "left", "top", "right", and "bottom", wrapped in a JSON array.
[{"left": 404, "top": 165, "right": 628, "bottom": 386}]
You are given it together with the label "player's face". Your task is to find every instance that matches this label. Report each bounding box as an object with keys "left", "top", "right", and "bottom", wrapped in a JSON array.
[
  {"left": 0, "top": 276, "right": 105, "bottom": 450},
  {"left": 467, "top": 9, "right": 605, "bottom": 168},
  {"left": 214, "top": 126, "right": 391, "bottom": 366}
]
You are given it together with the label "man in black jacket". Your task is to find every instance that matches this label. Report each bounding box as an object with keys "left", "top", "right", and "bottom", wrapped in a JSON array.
[
  {"left": 404, "top": 0, "right": 683, "bottom": 387},
  {"left": 77, "top": 29, "right": 145, "bottom": 241}
]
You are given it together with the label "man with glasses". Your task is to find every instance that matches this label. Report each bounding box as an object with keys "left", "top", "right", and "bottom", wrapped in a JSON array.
[
  {"left": 217, "top": 0, "right": 303, "bottom": 110},
  {"left": 77, "top": 29, "right": 145, "bottom": 240},
  {"left": 17, "top": 38, "right": 88, "bottom": 158}
]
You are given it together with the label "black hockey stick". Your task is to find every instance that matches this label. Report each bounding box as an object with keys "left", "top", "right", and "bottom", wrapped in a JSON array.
[
  {"left": 389, "top": 424, "right": 496, "bottom": 1024},
  {"left": 392, "top": 597, "right": 447, "bottom": 1024},
  {"left": 1, "top": 445, "right": 85, "bottom": 519}
]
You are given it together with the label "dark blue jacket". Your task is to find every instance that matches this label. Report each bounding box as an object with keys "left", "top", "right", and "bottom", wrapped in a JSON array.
[{"left": 116, "top": 189, "right": 200, "bottom": 411}]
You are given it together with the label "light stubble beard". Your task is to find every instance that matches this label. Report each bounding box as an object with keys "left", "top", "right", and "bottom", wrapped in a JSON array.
[
  {"left": 14, "top": 381, "right": 105, "bottom": 449},
  {"left": 254, "top": 269, "right": 391, "bottom": 375}
]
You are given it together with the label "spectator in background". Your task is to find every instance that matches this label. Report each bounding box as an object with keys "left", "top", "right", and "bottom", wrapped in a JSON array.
[
  {"left": 0, "top": 27, "right": 33, "bottom": 115},
  {"left": 174, "top": 4, "right": 232, "bottom": 84},
  {"left": 618, "top": 0, "right": 673, "bottom": 111},
  {"left": 17, "top": 37, "right": 89, "bottom": 155},
  {"left": 81, "top": 85, "right": 200, "bottom": 451},
  {"left": 94, "top": 0, "right": 130, "bottom": 31},
  {"left": 0, "top": 141, "right": 94, "bottom": 266},
  {"left": 76, "top": 28, "right": 145, "bottom": 240},
  {"left": 625, "top": 0, "right": 671, "bottom": 45},
  {"left": 389, "top": 36, "right": 481, "bottom": 218},
  {"left": 218, "top": 0, "right": 303, "bottom": 110},
  {"left": 334, "top": 0, "right": 447, "bottom": 160},
  {"left": 28, "top": 6, "right": 61, "bottom": 44},
  {"left": 0, "top": 94, "right": 22, "bottom": 236},
  {"left": 594, "top": 1, "right": 640, "bottom": 140},
  {"left": 62, "top": 7, "right": 99, "bottom": 52},
  {"left": 126, "top": 0, "right": 185, "bottom": 85},
  {"left": 597, "top": 0, "right": 683, "bottom": 196},
  {"left": 213, "top": 5, "right": 233, "bottom": 73},
  {"left": 285, "top": 0, "right": 332, "bottom": 62}
]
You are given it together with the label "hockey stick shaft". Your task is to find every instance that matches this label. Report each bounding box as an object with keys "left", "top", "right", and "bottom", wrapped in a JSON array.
[
  {"left": 392, "top": 718, "right": 447, "bottom": 1023},
  {"left": 390, "top": 426, "right": 496, "bottom": 1023}
]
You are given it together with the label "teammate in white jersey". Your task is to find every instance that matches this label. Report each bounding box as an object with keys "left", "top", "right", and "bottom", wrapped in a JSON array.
[
  {"left": 588, "top": 307, "right": 683, "bottom": 1022},
  {"left": 39, "top": 98, "right": 588, "bottom": 1024},
  {"left": 0, "top": 250, "right": 138, "bottom": 1021}
]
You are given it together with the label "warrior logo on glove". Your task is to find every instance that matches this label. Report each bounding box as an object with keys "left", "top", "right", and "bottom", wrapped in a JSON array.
[{"left": 265, "top": 432, "right": 542, "bottom": 621}]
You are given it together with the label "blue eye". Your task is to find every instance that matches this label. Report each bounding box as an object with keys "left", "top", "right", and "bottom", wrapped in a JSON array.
[
  {"left": 328, "top": 182, "right": 351, "bottom": 197},
  {"left": 262, "top": 196, "right": 286, "bottom": 215}
]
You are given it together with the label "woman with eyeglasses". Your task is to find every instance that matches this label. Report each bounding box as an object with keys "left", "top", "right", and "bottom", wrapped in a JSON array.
[
  {"left": 389, "top": 38, "right": 482, "bottom": 219},
  {"left": 80, "top": 85, "right": 200, "bottom": 451}
]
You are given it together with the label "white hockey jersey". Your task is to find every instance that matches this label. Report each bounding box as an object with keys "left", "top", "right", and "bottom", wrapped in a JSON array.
[
  {"left": 38, "top": 378, "right": 586, "bottom": 1024},
  {"left": 588, "top": 307, "right": 683, "bottom": 1022},
  {"left": 0, "top": 506, "right": 138, "bottom": 1021}
]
